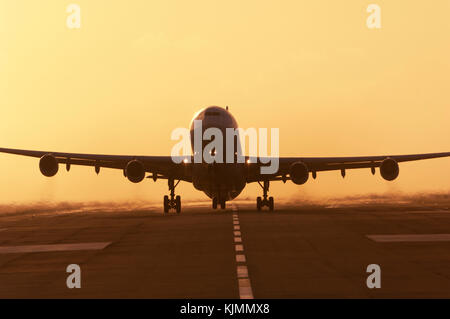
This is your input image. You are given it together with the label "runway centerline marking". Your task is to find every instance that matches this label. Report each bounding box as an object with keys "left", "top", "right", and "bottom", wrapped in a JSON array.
[
  {"left": 0, "top": 242, "right": 111, "bottom": 254},
  {"left": 231, "top": 203, "right": 254, "bottom": 299},
  {"left": 238, "top": 278, "right": 253, "bottom": 299},
  {"left": 237, "top": 265, "right": 249, "bottom": 278},
  {"left": 367, "top": 234, "right": 450, "bottom": 242}
]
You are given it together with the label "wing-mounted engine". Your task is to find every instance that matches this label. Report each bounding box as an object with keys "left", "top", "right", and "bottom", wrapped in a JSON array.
[
  {"left": 39, "top": 154, "right": 59, "bottom": 177},
  {"left": 289, "top": 161, "right": 309, "bottom": 185},
  {"left": 125, "top": 160, "right": 145, "bottom": 183},
  {"left": 380, "top": 158, "right": 399, "bottom": 181}
]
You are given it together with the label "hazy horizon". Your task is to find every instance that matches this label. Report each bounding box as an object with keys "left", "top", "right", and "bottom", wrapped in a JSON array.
[{"left": 0, "top": 191, "right": 448, "bottom": 215}]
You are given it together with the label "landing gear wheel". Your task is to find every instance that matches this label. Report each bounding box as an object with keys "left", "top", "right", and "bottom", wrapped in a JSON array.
[
  {"left": 257, "top": 196, "right": 262, "bottom": 211},
  {"left": 163, "top": 178, "right": 182, "bottom": 214},
  {"left": 176, "top": 195, "right": 181, "bottom": 214},
  {"left": 268, "top": 196, "right": 274, "bottom": 211},
  {"left": 212, "top": 197, "right": 218, "bottom": 209},
  {"left": 163, "top": 195, "right": 169, "bottom": 213},
  {"left": 257, "top": 180, "right": 275, "bottom": 211},
  {"left": 220, "top": 200, "right": 226, "bottom": 210}
]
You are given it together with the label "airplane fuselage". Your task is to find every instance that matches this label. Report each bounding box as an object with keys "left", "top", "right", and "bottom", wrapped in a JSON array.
[{"left": 189, "top": 106, "right": 246, "bottom": 201}]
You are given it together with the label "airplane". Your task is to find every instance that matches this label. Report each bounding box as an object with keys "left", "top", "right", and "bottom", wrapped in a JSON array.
[{"left": 0, "top": 105, "right": 449, "bottom": 213}]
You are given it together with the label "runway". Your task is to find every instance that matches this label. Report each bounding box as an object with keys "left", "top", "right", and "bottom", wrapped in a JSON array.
[{"left": 0, "top": 201, "right": 450, "bottom": 298}]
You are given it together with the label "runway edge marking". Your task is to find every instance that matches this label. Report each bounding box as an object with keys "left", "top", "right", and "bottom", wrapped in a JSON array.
[
  {"left": 0, "top": 242, "right": 111, "bottom": 254},
  {"left": 367, "top": 234, "right": 450, "bottom": 242}
]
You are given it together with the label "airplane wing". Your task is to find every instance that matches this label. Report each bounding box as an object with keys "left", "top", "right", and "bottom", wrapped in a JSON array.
[
  {"left": 0, "top": 147, "right": 192, "bottom": 182},
  {"left": 1, "top": 147, "right": 449, "bottom": 184},
  {"left": 247, "top": 152, "right": 450, "bottom": 183}
]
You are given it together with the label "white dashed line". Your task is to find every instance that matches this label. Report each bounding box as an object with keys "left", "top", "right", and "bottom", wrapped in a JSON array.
[
  {"left": 237, "top": 265, "right": 249, "bottom": 278},
  {"left": 238, "top": 278, "right": 254, "bottom": 299},
  {"left": 367, "top": 234, "right": 450, "bottom": 242},
  {"left": 0, "top": 242, "right": 111, "bottom": 254},
  {"left": 231, "top": 204, "right": 254, "bottom": 299}
]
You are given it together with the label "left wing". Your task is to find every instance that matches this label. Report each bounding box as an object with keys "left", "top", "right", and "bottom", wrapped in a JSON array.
[
  {"left": 0, "top": 147, "right": 192, "bottom": 182},
  {"left": 247, "top": 152, "right": 450, "bottom": 183}
]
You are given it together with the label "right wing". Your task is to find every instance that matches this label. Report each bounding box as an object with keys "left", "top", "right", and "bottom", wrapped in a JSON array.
[{"left": 0, "top": 147, "right": 192, "bottom": 182}]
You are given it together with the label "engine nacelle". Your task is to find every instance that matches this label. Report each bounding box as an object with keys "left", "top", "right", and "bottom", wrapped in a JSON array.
[
  {"left": 380, "top": 158, "right": 399, "bottom": 181},
  {"left": 39, "top": 154, "right": 59, "bottom": 177},
  {"left": 125, "top": 160, "right": 145, "bottom": 183},
  {"left": 289, "top": 161, "right": 309, "bottom": 185}
]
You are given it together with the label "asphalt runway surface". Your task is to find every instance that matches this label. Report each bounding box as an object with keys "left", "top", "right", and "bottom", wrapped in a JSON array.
[{"left": 0, "top": 200, "right": 450, "bottom": 298}]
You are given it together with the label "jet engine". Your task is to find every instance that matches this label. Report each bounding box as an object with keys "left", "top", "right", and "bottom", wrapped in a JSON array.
[
  {"left": 380, "top": 158, "right": 399, "bottom": 181},
  {"left": 125, "top": 160, "right": 145, "bottom": 183},
  {"left": 289, "top": 161, "right": 309, "bottom": 185},
  {"left": 39, "top": 154, "right": 59, "bottom": 177}
]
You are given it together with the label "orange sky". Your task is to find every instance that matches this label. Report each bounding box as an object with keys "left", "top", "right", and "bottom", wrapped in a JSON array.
[{"left": 1, "top": 0, "right": 449, "bottom": 204}]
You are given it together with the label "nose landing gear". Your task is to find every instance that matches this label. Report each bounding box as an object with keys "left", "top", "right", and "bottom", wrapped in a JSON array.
[
  {"left": 256, "top": 180, "right": 274, "bottom": 211},
  {"left": 212, "top": 197, "right": 226, "bottom": 210},
  {"left": 163, "top": 178, "right": 181, "bottom": 214}
]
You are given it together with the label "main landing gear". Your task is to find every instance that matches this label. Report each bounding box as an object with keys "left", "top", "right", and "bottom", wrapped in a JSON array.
[
  {"left": 212, "top": 197, "right": 226, "bottom": 210},
  {"left": 164, "top": 178, "right": 181, "bottom": 214},
  {"left": 257, "top": 180, "right": 274, "bottom": 211}
]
